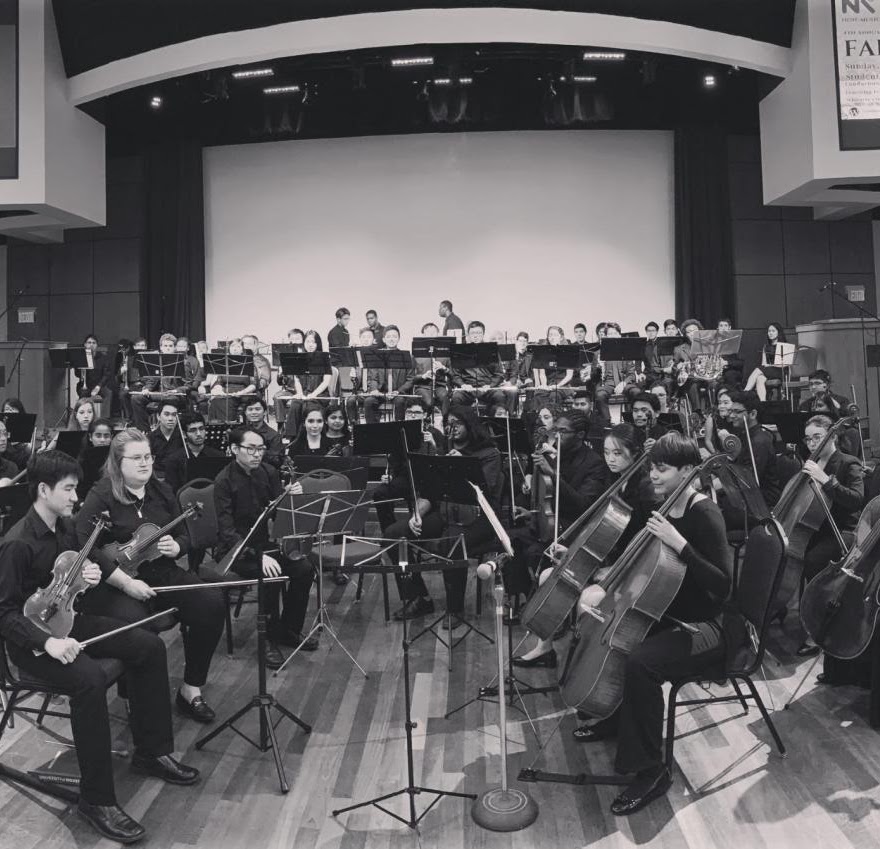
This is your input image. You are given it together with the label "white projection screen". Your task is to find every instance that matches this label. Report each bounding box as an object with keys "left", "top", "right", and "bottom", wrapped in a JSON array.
[{"left": 205, "top": 130, "right": 674, "bottom": 347}]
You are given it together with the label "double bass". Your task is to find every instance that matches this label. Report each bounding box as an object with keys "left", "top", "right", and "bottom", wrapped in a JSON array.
[
  {"left": 800, "top": 494, "right": 880, "bottom": 659},
  {"left": 520, "top": 450, "right": 651, "bottom": 641},
  {"left": 560, "top": 453, "right": 728, "bottom": 715},
  {"left": 771, "top": 415, "right": 856, "bottom": 611}
]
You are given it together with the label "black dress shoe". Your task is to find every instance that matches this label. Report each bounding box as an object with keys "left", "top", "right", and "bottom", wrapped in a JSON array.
[
  {"left": 131, "top": 753, "right": 200, "bottom": 786},
  {"left": 176, "top": 690, "right": 215, "bottom": 723},
  {"left": 392, "top": 597, "right": 435, "bottom": 621},
  {"left": 332, "top": 572, "right": 350, "bottom": 586},
  {"left": 271, "top": 626, "right": 319, "bottom": 650},
  {"left": 265, "top": 642, "right": 285, "bottom": 669},
  {"left": 572, "top": 722, "right": 618, "bottom": 743},
  {"left": 610, "top": 767, "right": 673, "bottom": 816},
  {"left": 796, "top": 641, "right": 821, "bottom": 658},
  {"left": 511, "top": 650, "right": 557, "bottom": 669},
  {"left": 77, "top": 802, "right": 146, "bottom": 844}
]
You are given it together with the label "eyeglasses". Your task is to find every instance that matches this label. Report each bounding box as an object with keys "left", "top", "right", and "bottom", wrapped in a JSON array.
[
  {"left": 803, "top": 434, "right": 825, "bottom": 445},
  {"left": 123, "top": 453, "right": 153, "bottom": 463},
  {"left": 239, "top": 444, "right": 267, "bottom": 455},
  {"left": 554, "top": 428, "right": 576, "bottom": 435}
]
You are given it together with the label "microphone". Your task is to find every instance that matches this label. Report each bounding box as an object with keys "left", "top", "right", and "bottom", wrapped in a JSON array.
[
  {"left": 818, "top": 281, "right": 836, "bottom": 292},
  {"left": 477, "top": 553, "right": 510, "bottom": 581}
]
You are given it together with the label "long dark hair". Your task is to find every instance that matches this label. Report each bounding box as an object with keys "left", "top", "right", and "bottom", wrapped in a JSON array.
[
  {"left": 446, "top": 405, "right": 494, "bottom": 450},
  {"left": 766, "top": 322, "right": 786, "bottom": 344},
  {"left": 323, "top": 402, "right": 351, "bottom": 441}
]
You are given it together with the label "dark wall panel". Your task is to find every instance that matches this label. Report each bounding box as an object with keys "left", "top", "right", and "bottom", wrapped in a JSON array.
[
  {"left": 93, "top": 238, "right": 141, "bottom": 292},
  {"left": 829, "top": 221, "right": 874, "bottom": 274},
  {"left": 49, "top": 242, "right": 93, "bottom": 294},
  {"left": 735, "top": 274, "right": 786, "bottom": 329},
  {"left": 728, "top": 163, "right": 779, "bottom": 221},
  {"left": 784, "top": 274, "right": 833, "bottom": 327},
  {"left": 49, "top": 293, "right": 94, "bottom": 342},
  {"left": 732, "top": 220, "right": 784, "bottom": 275},
  {"left": 8, "top": 294, "right": 49, "bottom": 340},
  {"left": 782, "top": 221, "right": 830, "bottom": 275},
  {"left": 94, "top": 292, "right": 140, "bottom": 341},
  {"left": 8, "top": 244, "right": 49, "bottom": 295},
  {"left": 829, "top": 273, "right": 877, "bottom": 318}
]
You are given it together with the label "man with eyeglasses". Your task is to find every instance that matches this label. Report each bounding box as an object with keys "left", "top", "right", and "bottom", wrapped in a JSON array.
[
  {"left": 797, "top": 370, "right": 861, "bottom": 457},
  {"left": 213, "top": 427, "right": 317, "bottom": 669},
  {"left": 717, "top": 389, "right": 780, "bottom": 519},
  {"left": 164, "top": 413, "right": 226, "bottom": 495},
  {"left": 794, "top": 415, "right": 864, "bottom": 659}
]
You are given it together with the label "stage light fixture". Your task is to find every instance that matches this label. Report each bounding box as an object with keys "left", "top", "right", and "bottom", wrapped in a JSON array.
[
  {"left": 459, "top": 77, "right": 473, "bottom": 85},
  {"left": 232, "top": 68, "right": 274, "bottom": 79},
  {"left": 433, "top": 78, "right": 452, "bottom": 86},
  {"left": 582, "top": 51, "right": 626, "bottom": 60},
  {"left": 703, "top": 74, "right": 717, "bottom": 88},
  {"left": 391, "top": 56, "right": 434, "bottom": 67},
  {"left": 573, "top": 76, "right": 597, "bottom": 83},
  {"left": 149, "top": 95, "right": 163, "bottom": 109},
  {"left": 264, "top": 84, "right": 301, "bottom": 95}
]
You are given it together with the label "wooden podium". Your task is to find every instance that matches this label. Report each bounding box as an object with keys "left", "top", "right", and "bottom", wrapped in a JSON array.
[
  {"left": 0, "top": 341, "right": 69, "bottom": 428},
  {"left": 795, "top": 318, "right": 880, "bottom": 448}
]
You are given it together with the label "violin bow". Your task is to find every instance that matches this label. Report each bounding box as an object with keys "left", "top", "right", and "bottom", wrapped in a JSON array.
[
  {"left": 553, "top": 431, "right": 562, "bottom": 550},
  {"left": 741, "top": 416, "right": 761, "bottom": 490}
]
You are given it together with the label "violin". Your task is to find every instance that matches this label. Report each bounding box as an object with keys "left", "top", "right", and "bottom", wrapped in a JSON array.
[
  {"left": 23, "top": 516, "right": 111, "bottom": 638},
  {"left": 771, "top": 415, "right": 856, "bottom": 612},
  {"left": 520, "top": 450, "right": 650, "bottom": 641},
  {"left": 800, "top": 494, "right": 880, "bottom": 659},
  {"left": 559, "top": 453, "right": 728, "bottom": 716},
  {"left": 98, "top": 502, "right": 201, "bottom": 577}
]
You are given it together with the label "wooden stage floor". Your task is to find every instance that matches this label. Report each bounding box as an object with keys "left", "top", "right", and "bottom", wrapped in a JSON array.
[{"left": 2, "top": 572, "right": 880, "bottom": 849}]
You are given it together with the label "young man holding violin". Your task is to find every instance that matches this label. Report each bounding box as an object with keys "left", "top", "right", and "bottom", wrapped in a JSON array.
[
  {"left": 572, "top": 432, "right": 732, "bottom": 816},
  {"left": 0, "top": 451, "right": 199, "bottom": 844},
  {"left": 794, "top": 414, "right": 864, "bottom": 658}
]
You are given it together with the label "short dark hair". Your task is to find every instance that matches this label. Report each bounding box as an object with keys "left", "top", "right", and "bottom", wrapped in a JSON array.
[
  {"left": 595, "top": 322, "right": 608, "bottom": 336},
  {"left": 335, "top": 307, "right": 350, "bottom": 319},
  {"left": 467, "top": 320, "right": 485, "bottom": 333},
  {"left": 645, "top": 321, "right": 659, "bottom": 332},
  {"left": 574, "top": 323, "right": 587, "bottom": 333},
  {"left": 406, "top": 398, "right": 426, "bottom": 411},
  {"left": 366, "top": 309, "right": 377, "bottom": 318},
  {"left": 384, "top": 324, "right": 400, "bottom": 336},
  {"left": 556, "top": 410, "right": 588, "bottom": 436},
  {"left": 157, "top": 399, "right": 180, "bottom": 413},
  {"left": 606, "top": 322, "right": 622, "bottom": 335},
  {"left": 717, "top": 317, "right": 732, "bottom": 325},
  {"left": 180, "top": 412, "right": 206, "bottom": 430},
  {"left": 440, "top": 300, "right": 453, "bottom": 310},
  {"left": 663, "top": 319, "right": 677, "bottom": 329},
  {"left": 421, "top": 322, "right": 439, "bottom": 334},
  {"left": 28, "top": 450, "right": 81, "bottom": 502},
  {"left": 3, "top": 397, "right": 25, "bottom": 414},
  {"left": 516, "top": 330, "right": 529, "bottom": 341},
  {"left": 809, "top": 369, "right": 831, "bottom": 384},
  {"left": 632, "top": 391, "right": 660, "bottom": 413},
  {"left": 649, "top": 431, "right": 701, "bottom": 469},
  {"left": 605, "top": 423, "right": 642, "bottom": 458},
  {"left": 83, "top": 333, "right": 98, "bottom": 344},
  {"left": 88, "top": 417, "right": 114, "bottom": 435},
  {"left": 728, "top": 389, "right": 760, "bottom": 414},
  {"left": 228, "top": 426, "right": 264, "bottom": 447},
  {"left": 680, "top": 318, "right": 704, "bottom": 335},
  {"left": 244, "top": 397, "right": 268, "bottom": 411}
]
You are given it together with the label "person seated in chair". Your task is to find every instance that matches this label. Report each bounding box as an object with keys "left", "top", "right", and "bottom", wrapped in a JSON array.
[
  {"left": 363, "top": 325, "right": 416, "bottom": 423},
  {"left": 0, "top": 451, "right": 200, "bottom": 843},
  {"left": 798, "top": 370, "right": 860, "bottom": 457},
  {"left": 448, "top": 321, "right": 506, "bottom": 413},
  {"left": 281, "top": 330, "right": 332, "bottom": 438},
  {"left": 243, "top": 397, "right": 284, "bottom": 468},
  {"left": 164, "top": 412, "right": 226, "bottom": 495},
  {"left": 570, "top": 432, "right": 732, "bottom": 817},
  {"left": 213, "top": 427, "right": 318, "bottom": 669},
  {"left": 148, "top": 400, "right": 184, "bottom": 478},
  {"left": 594, "top": 323, "right": 641, "bottom": 424},
  {"left": 131, "top": 333, "right": 189, "bottom": 432},
  {"left": 630, "top": 392, "right": 669, "bottom": 451}
]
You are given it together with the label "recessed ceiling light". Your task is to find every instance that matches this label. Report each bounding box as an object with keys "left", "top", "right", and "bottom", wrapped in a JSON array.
[
  {"left": 149, "top": 95, "right": 163, "bottom": 109},
  {"left": 433, "top": 78, "right": 452, "bottom": 86},
  {"left": 263, "top": 85, "right": 301, "bottom": 95},
  {"left": 703, "top": 74, "right": 717, "bottom": 88},
  {"left": 582, "top": 51, "right": 626, "bottom": 61},
  {"left": 459, "top": 77, "right": 473, "bottom": 85},
  {"left": 232, "top": 68, "right": 274, "bottom": 79},
  {"left": 572, "top": 75, "right": 597, "bottom": 83},
  {"left": 391, "top": 57, "right": 434, "bottom": 67}
]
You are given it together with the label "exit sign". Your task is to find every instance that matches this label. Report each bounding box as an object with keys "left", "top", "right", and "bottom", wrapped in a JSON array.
[
  {"left": 847, "top": 286, "right": 866, "bottom": 302},
  {"left": 17, "top": 308, "right": 35, "bottom": 323}
]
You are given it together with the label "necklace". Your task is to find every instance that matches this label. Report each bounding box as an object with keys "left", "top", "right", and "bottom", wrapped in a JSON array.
[{"left": 127, "top": 488, "right": 146, "bottom": 518}]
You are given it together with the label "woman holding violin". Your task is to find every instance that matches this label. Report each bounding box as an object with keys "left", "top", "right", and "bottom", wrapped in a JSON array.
[
  {"left": 571, "top": 432, "right": 732, "bottom": 816},
  {"left": 75, "top": 428, "right": 226, "bottom": 723},
  {"left": 513, "top": 423, "right": 654, "bottom": 667},
  {"left": 793, "top": 415, "right": 864, "bottom": 657}
]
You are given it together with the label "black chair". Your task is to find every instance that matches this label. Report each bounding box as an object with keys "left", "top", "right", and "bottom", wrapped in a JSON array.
[
  {"left": 0, "top": 635, "right": 125, "bottom": 802},
  {"left": 664, "top": 517, "right": 788, "bottom": 771}
]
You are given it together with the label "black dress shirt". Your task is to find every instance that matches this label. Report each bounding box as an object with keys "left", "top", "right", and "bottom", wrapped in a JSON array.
[
  {"left": 148, "top": 427, "right": 183, "bottom": 474},
  {"left": 328, "top": 325, "right": 350, "bottom": 349},
  {"left": 555, "top": 442, "right": 612, "bottom": 526},
  {"left": 213, "top": 460, "right": 283, "bottom": 559},
  {"left": 164, "top": 444, "right": 226, "bottom": 494},
  {"left": 76, "top": 476, "right": 190, "bottom": 579},
  {"left": 0, "top": 507, "right": 79, "bottom": 651}
]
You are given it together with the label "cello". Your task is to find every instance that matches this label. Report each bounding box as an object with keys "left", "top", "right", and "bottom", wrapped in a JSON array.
[
  {"left": 520, "top": 450, "right": 651, "bottom": 641},
  {"left": 559, "top": 453, "right": 728, "bottom": 716},
  {"left": 800, "top": 494, "right": 880, "bottom": 659},
  {"left": 771, "top": 415, "right": 856, "bottom": 611}
]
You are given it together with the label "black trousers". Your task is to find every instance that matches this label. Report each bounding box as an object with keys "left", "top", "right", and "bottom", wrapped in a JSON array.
[
  {"left": 413, "top": 384, "right": 448, "bottom": 415},
  {"left": 81, "top": 560, "right": 225, "bottom": 688},
  {"left": 233, "top": 554, "right": 313, "bottom": 635},
  {"left": 594, "top": 385, "right": 640, "bottom": 424},
  {"left": 385, "top": 511, "right": 446, "bottom": 602},
  {"left": 590, "top": 621, "right": 725, "bottom": 775},
  {"left": 9, "top": 612, "right": 173, "bottom": 806},
  {"left": 373, "top": 477, "right": 410, "bottom": 534},
  {"left": 450, "top": 388, "right": 506, "bottom": 413},
  {"left": 364, "top": 394, "right": 407, "bottom": 423}
]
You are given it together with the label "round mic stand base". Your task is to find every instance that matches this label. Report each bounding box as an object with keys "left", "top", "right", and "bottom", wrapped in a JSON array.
[{"left": 472, "top": 576, "right": 539, "bottom": 833}]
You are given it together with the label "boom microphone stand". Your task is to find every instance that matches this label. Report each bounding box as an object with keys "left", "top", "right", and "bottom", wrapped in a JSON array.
[{"left": 195, "top": 496, "right": 311, "bottom": 793}]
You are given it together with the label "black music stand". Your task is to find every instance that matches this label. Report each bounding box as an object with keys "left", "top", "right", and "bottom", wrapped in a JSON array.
[
  {"left": 329, "top": 346, "right": 358, "bottom": 369},
  {"left": 135, "top": 351, "right": 186, "bottom": 382},
  {"left": 278, "top": 352, "right": 331, "bottom": 382},
  {"left": 527, "top": 344, "right": 581, "bottom": 373},
  {"left": 331, "top": 538, "right": 477, "bottom": 830},
  {"left": 450, "top": 342, "right": 499, "bottom": 373},
  {"left": 2, "top": 412, "right": 36, "bottom": 444},
  {"left": 271, "top": 489, "right": 371, "bottom": 677},
  {"left": 48, "top": 347, "right": 92, "bottom": 426},
  {"left": 406, "top": 453, "right": 493, "bottom": 649},
  {"left": 194, "top": 493, "right": 311, "bottom": 794},
  {"left": 0, "top": 483, "right": 30, "bottom": 534},
  {"left": 271, "top": 343, "right": 303, "bottom": 366},
  {"left": 54, "top": 431, "right": 85, "bottom": 458},
  {"left": 353, "top": 419, "right": 423, "bottom": 458},
  {"left": 203, "top": 353, "right": 255, "bottom": 422},
  {"left": 600, "top": 337, "right": 647, "bottom": 362}
]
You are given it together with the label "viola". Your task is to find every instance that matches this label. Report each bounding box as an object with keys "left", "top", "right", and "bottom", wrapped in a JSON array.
[
  {"left": 520, "top": 451, "right": 650, "bottom": 641},
  {"left": 772, "top": 415, "right": 856, "bottom": 611},
  {"left": 559, "top": 453, "right": 728, "bottom": 716},
  {"left": 800, "top": 494, "right": 880, "bottom": 659},
  {"left": 23, "top": 516, "right": 111, "bottom": 638},
  {"left": 98, "top": 502, "right": 201, "bottom": 577}
]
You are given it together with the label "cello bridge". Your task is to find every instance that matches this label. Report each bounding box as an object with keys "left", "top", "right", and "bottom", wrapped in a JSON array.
[{"left": 841, "top": 567, "right": 864, "bottom": 583}]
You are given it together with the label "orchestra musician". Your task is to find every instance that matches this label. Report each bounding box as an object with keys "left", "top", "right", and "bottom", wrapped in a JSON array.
[
  {"left": 327, "top": 307, "right": 351, "bottom": 349},
  {"left": 130, "top": 333, "right": 191, "bottom": 433},
  {"left": 449, "top": 321, "right": 507, "bottom": 413},
  {"left": 69, "top": 397, "right": 97, "bottom": 433},
  {"left": 630, "top": 392, "right": 669, "bottom": 450},
  {"left": 642, "top": 321, "right": 675, "bottom": 393},
  {"left": 147, "top": 400, "right": 184, "bottom": 477},
  {"left": 672, "top": 319, "right": 707, "bottom": 411},
  {"left": 716, "top": 318, "right": 744, "bottom": 388},
  {"left": 571, "top": 432, "right": 732, "bottom": 816},
  {"left": 77, "top": 417, "right": 114, "bottom": 499},
  {"left": 532, "top": 325, "right": 575, "bottom": 411},
  {"left": 438, "top": 299, "right": 465, "bottom": 339},
  {"left": 75, "top": 428, "right": 226, "bottom": 724},
  {"left": 213, "top": 426, "right": 317, "bottom": 670},
  {"left": 498, "top": 331, "right": 533, "bottom": 416},
  {"left": 0, "top": 451, "right": 199, "bottom": 843},
  {"left": 798, "top": 369, "right": 860, "bottom": 457},
  {"left": 272, "top": 327, "right": 305, "bottom": 426},
  {"left": 411, "top": 321, "right": 450, "bottom": 415},
  {"left": 344, "top": 326, "right": 381, "bottom": 425},
  {"left": 794, "top": 415, "right": 864, "bottom": 658},
  {"left": 743, "top": 322, "right": 787, "bottom": 402},
  {"left": 287, "top": 403, "right": 333, "bottom": 456},
  {"left": 0, "top": 419, "right": 20, "bottom": 481},
  {"left": 513, "top": 423, "right": 654, "bottom": 667},
  {"left": 242, "top": 397, "right": 284, "bottom": 468},
  {"left": 175, "top": 335, "right": 205, "bottom": 409},
  {"left": 323, "top": 403, "right": 353, "bottom": 456},
  {"left": 202, "top": 337, "right": 260, "bottom": 423},
  {"left": 164, "top": 412, "right": 226, "bottom": 495},
  {"left": 663, "top": 319, "right": 680, "bottom": 337},
  {"left": 76, "top": 334, "right": 112, "bottom": 406},
  {"left": 363, "top": 325, "right": 416, "bottom": 423},
  {"left": 701, "top": 386, "right": 733, "bottom": 457},
  {"left": 594, "top": 323, "right": 641, "bottom": 424},
  {"left": 281, "top": 330, "right": 332, "bottom": 438}
]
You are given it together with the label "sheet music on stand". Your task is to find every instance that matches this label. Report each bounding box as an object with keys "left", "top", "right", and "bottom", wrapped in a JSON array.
[
  {"left": 689, "top": 330, "right": 743, "bottom": 358},
  {"left": 412, "top": 336, "right": 454, "bottom": 360},
  {"left": 771, "top": 342, "right": 797, "bottom": 367},
  {"left": 135, "top": 351, "right": 187, "bottom": 380},
  {"left": 48, "top": 347, "right": 92, "bottom": 371},
  {"left": 202, "top": 353, "right": 254, "bottom": 378}
]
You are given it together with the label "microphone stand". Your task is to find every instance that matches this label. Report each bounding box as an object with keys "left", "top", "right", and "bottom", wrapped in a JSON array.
[{"left": 195, "top": 494, "right": 311, "bottom": 793}]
